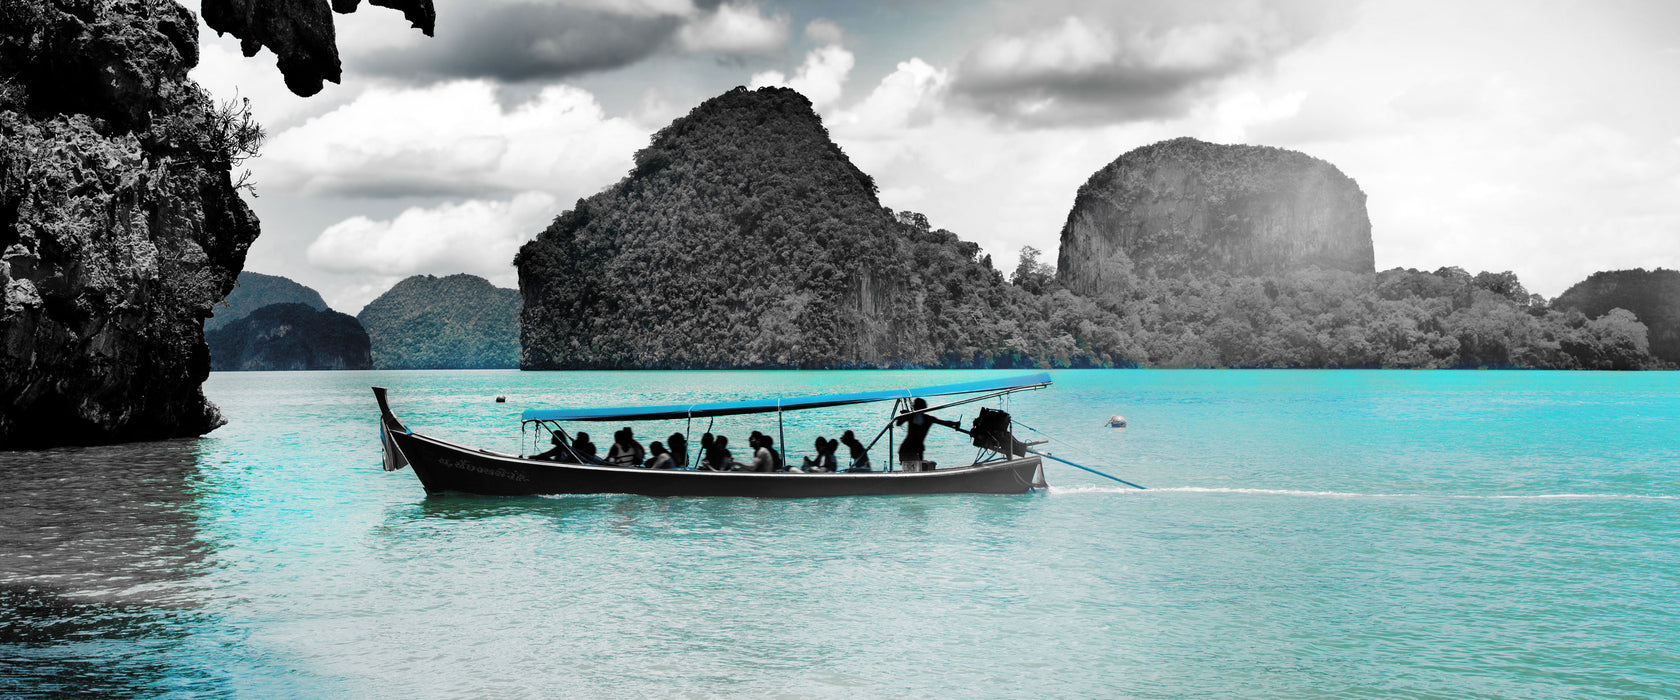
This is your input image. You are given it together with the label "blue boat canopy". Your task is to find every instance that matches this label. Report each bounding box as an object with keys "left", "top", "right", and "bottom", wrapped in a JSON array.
[{"left": 521, "top": 372, "right": 1052, "bottom": 423}]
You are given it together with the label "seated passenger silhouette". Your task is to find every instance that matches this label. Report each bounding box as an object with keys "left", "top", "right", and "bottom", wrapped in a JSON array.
[
  {"left": 533, "top": 433, "right": 570, "bottom": 461},
  {"left": 668, "top": 433, "right": 689, "bottom": 469},
  {"left": 606, "top": 428, "right": 645, "bottom": 467},
  {"left": 571, "top": 432, "right": 597, "bottom": 461},
  {"left": 840, "top": 430, "right": 871, "bottom": 472},
  {"left": 647, "top": 441, "right": 674, "bottom": 469}
]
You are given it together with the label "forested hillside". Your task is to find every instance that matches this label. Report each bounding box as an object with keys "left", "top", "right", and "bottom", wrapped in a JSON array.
[
  {"left": 516, "top": 87, "right": 1115, "bottom": 369},
  {"left": 1553, "top": 268, "right": 1680, "bottom": 364},
  {"left": 513, "top": 87, "right": 1665, "bottom": 371},
  {"left": 206, "top": 303, "right": 372, "bottom": 371},
  {"left": 207, "top": 272, "right": 328, "bottom": 331},
  {"left": 1017, "top": 260, "right": 1662, "bottom": 369},
  {"left": 358, "top": 274, "right": 521, "bottom": 369}
]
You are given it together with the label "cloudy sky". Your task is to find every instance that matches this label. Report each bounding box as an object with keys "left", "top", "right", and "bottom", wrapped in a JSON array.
[{"left": 188, "top": 0, "right": 1680, "bottom": 313}]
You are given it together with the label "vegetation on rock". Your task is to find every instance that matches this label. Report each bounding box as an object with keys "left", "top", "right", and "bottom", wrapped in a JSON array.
[
  {"left": 358, "top": 274, "right": 520, "bottom": 369},
  {"left": 1, "top": 0, "right": 261, "bottom": 447},
  {"left": 515, "top": 88, "right": 1667, "bottom": 371},
  {"left": 517, "top": 87, "right": 1106, "bottom": 369},
  {"left": 207, "top": 303, "right": 371, "bottom": 370},
  {"left": 1031, "top": 264, "right": 1663, "bottom": 369},
  {"left": 1553, "top": 268, "right": 1680, "bottom": 365},
  {"left": 207, "top": 271, "right": 328, "bottom": 331}
]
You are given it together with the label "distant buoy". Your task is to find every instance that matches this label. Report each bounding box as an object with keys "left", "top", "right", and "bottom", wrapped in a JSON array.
[
  {"left": 495, "top": 395, "right": 507, "bottom": 403},
  {"left": 1105, "top": 414, "right": 1127, "bottom": 428}
]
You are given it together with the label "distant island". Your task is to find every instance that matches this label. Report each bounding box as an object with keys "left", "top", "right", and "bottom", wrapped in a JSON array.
[
  {"left": 202, "top": 272, "right": 520, "bottom": 370},
  {"left": 207, "top": 303, "right": 371, "bottom": 371},
  {"left": 207, "top": 272, "right": 330, "bottom": 332},
  {"left": 514, "top": 87, "right": 1673, "bottom": 371},
  {"left": 358, "top": 274, "right": 521, "bottom": 369}
]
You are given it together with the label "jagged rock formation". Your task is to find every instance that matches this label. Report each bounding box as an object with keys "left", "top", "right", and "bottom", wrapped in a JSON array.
[
  {"left": 1057, "top": 137, "right": 1374, "bottom": 296},
  {"left": 206, "top": 270, "right": 327, "bottom": 331},
  {"left": 1, "top": 0, "right": 261, "bottom": 448},
  {"left": 201, "top": 0, "right": 434, "bottom": 97},
  {"left": 206, "top": 302, "right": 370, "bottom": 370},
  {"left": 1554, "top": 268, "right": 1680, "bottom": 365},
  {"left": 517, "top": 86, "right": 1083, "bottom": 369},
  {"left": 358, "top": 273, "right": 520, "bottom": 369}
]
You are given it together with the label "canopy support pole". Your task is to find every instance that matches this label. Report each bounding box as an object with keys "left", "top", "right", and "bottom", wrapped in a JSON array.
[
  {"left": 777, "top": 400, "right": 785, "bottom": 472},
  {"left": 888, "top": 398, "right": 898, "bottom": 472}
]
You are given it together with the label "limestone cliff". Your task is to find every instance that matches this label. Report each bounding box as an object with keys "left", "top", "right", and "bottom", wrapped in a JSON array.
[
  {"left": 1, "top": 0, "right": 260, "bottom": 447},
  {"left": 201, "top": 0, "right": 434, "bottom": 97},
  {"left": 516, "top": 87, "right": 1061, "bottom": 369},
  {"left": 1057, "top": 137, "right": 1374, "bottom": 296}
]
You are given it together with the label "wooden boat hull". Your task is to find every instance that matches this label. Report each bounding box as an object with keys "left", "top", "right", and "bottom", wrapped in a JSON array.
[{"left": 385, "top": 428, "right": 1045, "bottom": 498}]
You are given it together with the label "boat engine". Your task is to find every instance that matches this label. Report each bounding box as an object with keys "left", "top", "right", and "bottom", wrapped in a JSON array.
[{"left": 970, "top": 407, "right": 1029, "bottom": 458}]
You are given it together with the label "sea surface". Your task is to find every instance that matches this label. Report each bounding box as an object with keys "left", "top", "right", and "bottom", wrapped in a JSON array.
[{"left": 3, "top": 370, "right": 1679, "bottom": 698}]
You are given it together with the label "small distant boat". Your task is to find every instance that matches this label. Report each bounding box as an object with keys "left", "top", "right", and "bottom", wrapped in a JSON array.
[
  {"left": 373, "top": 374, "right": 1053, "bottom": 498},
  {"left": 1105, "top": 415, "right": 1127, "bottom": 428}
]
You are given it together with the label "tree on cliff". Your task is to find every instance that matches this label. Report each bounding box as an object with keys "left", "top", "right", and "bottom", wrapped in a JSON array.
[{"left": 1011, "top": 246, "right": 1055, "bottom": 296}]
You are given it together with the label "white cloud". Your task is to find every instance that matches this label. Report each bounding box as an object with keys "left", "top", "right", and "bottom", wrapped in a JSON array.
[
  {"left": 749, "top": 44, "right": 854, "bottom": 110},
  {"left": 260, "top": 81, "right": 646, "bottom": 200},
  {"left": 831, "top": 58, "right": 950, "bottom": 136},
  {"left": 306, "top": 191, "right": 558, "bottom": 304},
  {"left": 675, "top": 2, "right": 789, "bottom": 55},
  {"left": 804, "top": 18, "right": 844, "bottom": 46},
  {"left": 965, "top": 16, "right": 1117, "bottom": 79}
]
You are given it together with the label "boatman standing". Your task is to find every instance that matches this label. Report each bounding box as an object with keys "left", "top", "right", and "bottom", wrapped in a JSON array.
[{"left": 894, "top": 398, "right": 961, "bottom": 470}]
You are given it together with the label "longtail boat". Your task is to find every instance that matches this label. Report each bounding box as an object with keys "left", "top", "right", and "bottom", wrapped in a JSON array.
[{"left": 373, "top": 373, "right": 1054, "bottom": 497}]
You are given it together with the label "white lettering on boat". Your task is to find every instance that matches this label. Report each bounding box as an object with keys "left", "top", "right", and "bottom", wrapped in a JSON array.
[{"left": 437, "top": 457, "right": 531, "bottom": 482}]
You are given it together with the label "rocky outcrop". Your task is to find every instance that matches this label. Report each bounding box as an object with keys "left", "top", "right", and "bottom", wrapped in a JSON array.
[
  {"left": 1057, "top": 137, "right": 1374, "bottom": 296},
  {"left": 358, "top": 273, "right": 520, "bottom": 369},
  {"left": 207, "top": 302, "right": 370, "bottom": 370},
  {"left": 1, "top": 0, "right": 260, "bottom": 448},
  {"left": 517, "top": 87, "right": 1067, "bottom": 369},
  {"left": 206, "top": 270, "right": 327, "bottom": 331},
  {"left": 1554, "top": 268, "right": 1680, "bottom": 365},
  {"left": 200, "top": 0, "right": 434, "bottom": 97}
]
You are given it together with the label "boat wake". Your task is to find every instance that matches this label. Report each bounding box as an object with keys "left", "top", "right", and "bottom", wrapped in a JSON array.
[{"left": 1048, "top": 485, "right": 1679, "bottom": 501}]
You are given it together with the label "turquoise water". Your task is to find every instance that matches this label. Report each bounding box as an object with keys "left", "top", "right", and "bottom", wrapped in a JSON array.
[{"left": 3, "top": 370, "right": 1679, "bottom": 697}]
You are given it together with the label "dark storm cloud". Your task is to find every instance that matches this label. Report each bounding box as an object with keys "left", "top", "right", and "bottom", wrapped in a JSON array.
[
  {"left": 951, "top": 0, "right": 1355, "bottom": 126},
  {"left": 359, "top": 3, "right": 686, "bottom": 82}
]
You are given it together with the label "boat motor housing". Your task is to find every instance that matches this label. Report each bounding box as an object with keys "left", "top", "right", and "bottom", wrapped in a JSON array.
[{"left": 970, "top": 408, "right": 1029, "bottom": 458}]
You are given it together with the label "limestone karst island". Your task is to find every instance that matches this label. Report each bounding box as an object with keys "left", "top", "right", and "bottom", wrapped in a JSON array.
[{"left": 3, "top": 2, "right": 1680, "bottom": 698}]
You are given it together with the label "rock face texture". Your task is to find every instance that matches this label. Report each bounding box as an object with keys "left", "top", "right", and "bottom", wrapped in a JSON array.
[
  {"left": 358, "top": 273, "right": 520, "bottom": 369},
  {"left": 1, "top": 0, "right": 261, "bottom": 448},
  {"left": 201, "top": 0, "right": 434, "bottom": 97},
  {"left": 1057, "top": 137, "right": 1374, "bottom": 296},
  {"left": 207, "top": 302, "right": 370, "bottom": 370},
  {"left": 517, "top": 87, "right": 1042, "bottom": 369},
  {"left": 206, "top": 271, "right": 327, "bottom": 331},
  {"left": 1554, "top": 268, "right": 1680, "bottom": 365}
]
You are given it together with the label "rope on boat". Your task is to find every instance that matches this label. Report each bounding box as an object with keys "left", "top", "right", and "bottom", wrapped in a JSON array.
[{"left": 1011, "top": 418, "right": 1146, "bottom": 490}]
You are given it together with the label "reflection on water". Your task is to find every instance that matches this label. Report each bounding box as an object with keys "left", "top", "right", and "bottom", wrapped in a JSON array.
[{"left": 0, "top": 439, "right": 226, "bottom": 698}]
